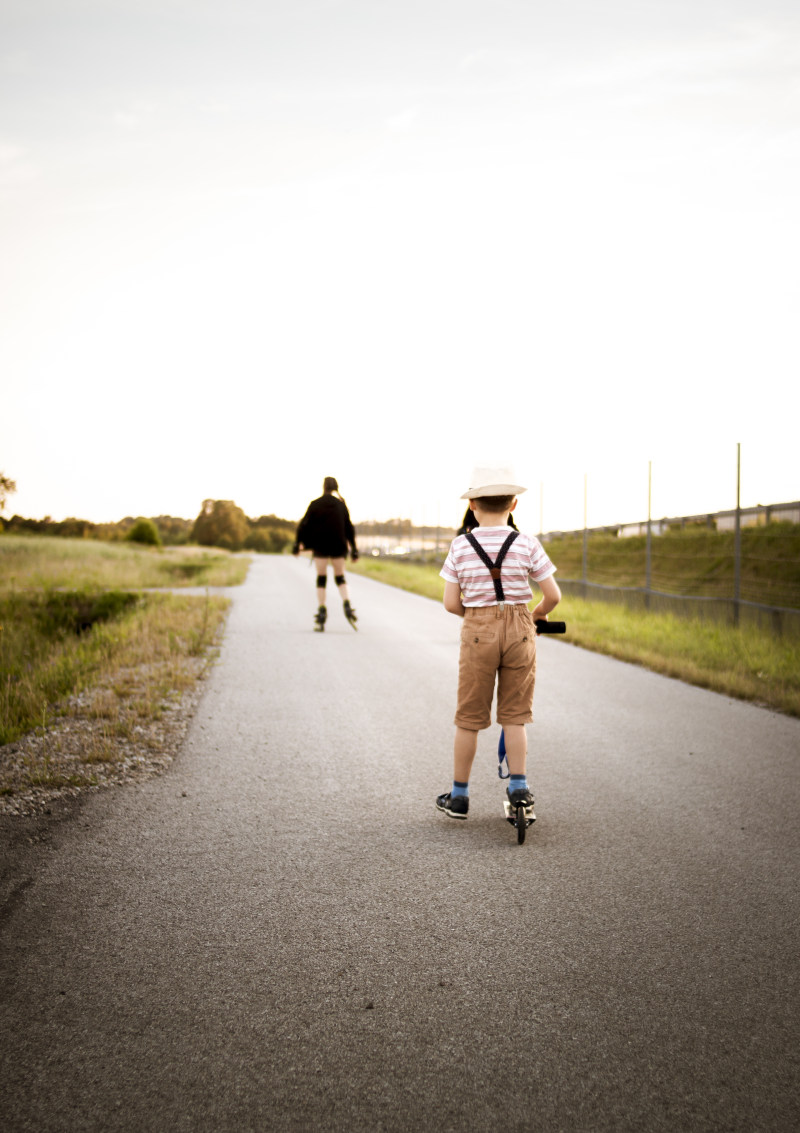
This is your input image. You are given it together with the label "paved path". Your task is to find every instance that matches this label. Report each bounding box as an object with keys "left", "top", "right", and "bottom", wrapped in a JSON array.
[{"left": 2, "top": 556, "right": 799, "bottom": 1132}]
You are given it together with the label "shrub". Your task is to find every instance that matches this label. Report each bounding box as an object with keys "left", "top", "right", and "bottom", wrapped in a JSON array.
[
  {"left": 192, "top": 500, "right": 250, "bottom": 551},
  {"left": 126, "top": 518, "right": 162, "bottom": 547},
  {"left": 244, "top": 527, "right": 293, "bottom": 554},
  {"left": 35, "top": 590, "right": 141, "bottom": 636}
]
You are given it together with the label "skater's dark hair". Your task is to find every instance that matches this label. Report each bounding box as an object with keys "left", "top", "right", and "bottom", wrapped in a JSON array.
[{"left": 323, "top": 476, "right": 347, "bottom": 508}]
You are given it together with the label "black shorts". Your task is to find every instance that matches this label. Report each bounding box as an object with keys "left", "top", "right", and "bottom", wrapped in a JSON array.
[{"left": 310, "top": 541, "right": 348, "bottom": 559}]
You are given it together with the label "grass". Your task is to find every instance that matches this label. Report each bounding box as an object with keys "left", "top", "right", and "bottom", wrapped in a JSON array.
[
  {"left": 348, "top": 557, "right": 800, "bottom": 717},
  {"left": 1, "top": 589, "right": 229, "bottom": 747},
  {"left": 558, "top": 596, "right": 800, "bottom": 716},
  {"left": 0, "top": 534, "right": 250, "bottom": 593},
  {"left": 0, "top": 590, "right": 230, "bottom": 800},
  {"left": 544, "top": 524, "right": 800, "bottom": 607},
  {"left": 0, "top": 535, "right": 243, "bottom": 801},
  {"left": 349, "top": 556, "right": 446, "bottom": 602}
]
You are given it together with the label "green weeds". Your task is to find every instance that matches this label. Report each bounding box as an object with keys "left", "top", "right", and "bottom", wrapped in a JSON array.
[
  {"left": 0, "top": 589, "right": 230, "bottom": 747},
  {"left": 348, "top": 557, "right": 445, "bottom": 602},
  {"left": 0, "top": 537, "right": 237, "bottom": 804}
]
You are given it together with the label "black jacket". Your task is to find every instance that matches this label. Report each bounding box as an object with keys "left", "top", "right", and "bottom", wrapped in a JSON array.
[{"left": 295, "top": 495, "right": 357, "bottom": 558}]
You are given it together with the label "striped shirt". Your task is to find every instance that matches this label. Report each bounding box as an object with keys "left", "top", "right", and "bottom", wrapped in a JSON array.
[{"left": 440, "top": 526, "right": 557, "bottom": 607}]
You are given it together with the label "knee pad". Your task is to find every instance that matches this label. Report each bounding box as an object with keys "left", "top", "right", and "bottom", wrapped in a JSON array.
[
  {"left": 316, "top": 574, "right": 327, "bottom": 589},
  {"left": 335, "top": 574, "right": 346, "bottom": 587}
]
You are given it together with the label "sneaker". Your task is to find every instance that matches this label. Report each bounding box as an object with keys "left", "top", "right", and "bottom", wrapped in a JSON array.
[
  {"left": 435, "top": 791, "right": 469, "bottom": 819},
  {"left": 507, "top": 787, "right": 535, "bottom": 820}
]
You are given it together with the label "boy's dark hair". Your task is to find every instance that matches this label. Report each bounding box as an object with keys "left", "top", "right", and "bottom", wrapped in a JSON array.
[
  {"left": 471, "top": 494, "right": 515, "bottom": 512},
  {"left": 458, "top": 506, "right": 518, "bottom": 535}
]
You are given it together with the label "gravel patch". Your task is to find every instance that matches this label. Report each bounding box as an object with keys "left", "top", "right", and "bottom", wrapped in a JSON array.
[{"left": 0, "top": 656, "right": 210, "bottom": 818}]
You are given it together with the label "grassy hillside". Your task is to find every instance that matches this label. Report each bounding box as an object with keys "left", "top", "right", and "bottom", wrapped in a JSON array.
[{"left": 541, "top": 524, "right": 800, "bottom": 609}]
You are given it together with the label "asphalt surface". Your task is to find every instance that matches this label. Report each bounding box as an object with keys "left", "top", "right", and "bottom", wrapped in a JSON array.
[{"left": 1, "top": 555, "right": 799, "bottom": 1132}]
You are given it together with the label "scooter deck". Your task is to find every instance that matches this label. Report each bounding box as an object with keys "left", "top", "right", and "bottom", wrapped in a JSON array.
[{"left": 503, "top": 800, "right": 536, "bottom": 826}]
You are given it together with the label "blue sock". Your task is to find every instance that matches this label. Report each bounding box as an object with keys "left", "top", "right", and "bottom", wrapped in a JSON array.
[
  {"left": 509, "top": 775, "right": 528, "bottom": 793},
  {"left": 451, "top": 780, "right": 469, "bottom": 798}
]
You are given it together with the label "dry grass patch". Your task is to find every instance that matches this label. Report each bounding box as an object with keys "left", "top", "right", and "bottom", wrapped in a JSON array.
[
  {"left": 0, "top": 534, "right": 250, "bottom": 593},
  {"left": 0, "top": 592, "right": 230, "bottom": 814}
]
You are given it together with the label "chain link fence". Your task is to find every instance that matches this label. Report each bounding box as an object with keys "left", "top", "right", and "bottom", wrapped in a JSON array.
[
  {"left": 359, "top": 500, "right": 800, "bottom": 637},
  {"left": 547, "top": 501, "right": 800, "bottom": 637}
]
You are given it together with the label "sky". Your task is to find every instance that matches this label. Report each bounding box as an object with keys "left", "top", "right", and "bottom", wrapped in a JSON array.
[{"left": 2, "top": 0, "right": 799, "bottom": 535}]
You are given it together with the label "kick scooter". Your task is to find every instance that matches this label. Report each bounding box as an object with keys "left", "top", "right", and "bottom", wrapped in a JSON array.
[{"left": 499, "top": 619, "right": 566, "bottom": 844}]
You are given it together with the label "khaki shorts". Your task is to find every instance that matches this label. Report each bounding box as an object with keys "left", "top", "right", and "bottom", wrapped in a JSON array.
[{"left": 454, "top": 605, "right": 537, "bottom": 730}]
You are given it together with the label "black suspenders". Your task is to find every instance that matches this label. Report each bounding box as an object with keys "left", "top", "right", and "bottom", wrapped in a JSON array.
[{"left": 464, "top": 531, "right": 520, "bottom": 605}]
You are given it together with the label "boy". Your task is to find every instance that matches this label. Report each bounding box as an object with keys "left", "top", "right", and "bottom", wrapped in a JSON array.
[{"left": 437, "top": 465, "right": 561, "bottom": 820}]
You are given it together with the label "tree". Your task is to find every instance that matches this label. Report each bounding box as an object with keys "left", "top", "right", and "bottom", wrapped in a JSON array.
[
  {"left": 126, "top": 517, "right": 162, "bottom": 547},
  {"left": 191, "top": 500, "right": 250, "bottom": 551},
  {"left": 244, "top": 527, "right": 293, "bottom": 554},
  {"left": 0, "top": 472, "right": 17, "bottom": 514}
]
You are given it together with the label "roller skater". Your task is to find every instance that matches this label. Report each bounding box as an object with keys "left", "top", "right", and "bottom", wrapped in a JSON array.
[{"left": 293, "top": 476, "right": 360, "bottom": 632}]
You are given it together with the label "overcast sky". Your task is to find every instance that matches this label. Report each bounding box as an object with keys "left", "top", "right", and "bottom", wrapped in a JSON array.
[{"left": 2, "top": 0, "right": 798, "bottom": 533}]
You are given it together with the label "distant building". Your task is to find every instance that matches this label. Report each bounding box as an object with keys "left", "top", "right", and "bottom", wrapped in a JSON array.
[
  {"left": 716, "top": 502, "right": 800, "bottom": 531},
  {"left": 618, "top": 521, "right": 667, "bottom": 538}
]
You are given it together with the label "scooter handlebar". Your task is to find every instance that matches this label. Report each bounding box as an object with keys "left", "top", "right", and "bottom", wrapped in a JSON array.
[{"left": 535, "top": 620, "right": 566, "bottom": 634}]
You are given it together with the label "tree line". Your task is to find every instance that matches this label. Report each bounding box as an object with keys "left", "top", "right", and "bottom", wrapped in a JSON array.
[
  {"left": 190, "top": 500, "right": 295, "bottom": 553},
  {"left": 1, "top": 498, "right": 297, "bottom": 554},
  {"left": 0, "top": 474, "right": 446, "bottom": 553}
]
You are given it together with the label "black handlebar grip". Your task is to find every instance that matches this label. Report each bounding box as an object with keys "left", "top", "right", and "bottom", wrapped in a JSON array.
[{"left": 535, "top": 620, "right": 567, "bottom": 634}]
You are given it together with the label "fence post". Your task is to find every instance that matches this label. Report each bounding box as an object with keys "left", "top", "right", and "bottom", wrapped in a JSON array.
[
  {"left": 646, "top": 461, "right": 652, "bottom": 610},
  {"left": 582, "top": 474, "right": 588, "bottom": 599},
  {"left": 734, "top": 442, "right": 742, "bottom": 627}
]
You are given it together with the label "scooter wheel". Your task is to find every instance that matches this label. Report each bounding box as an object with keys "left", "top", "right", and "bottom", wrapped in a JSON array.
[{"left": 515, "top": 805, "right": 527, "bottom": 844}]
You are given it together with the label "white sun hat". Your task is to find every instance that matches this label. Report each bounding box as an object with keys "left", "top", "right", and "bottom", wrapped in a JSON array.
[{"left": 460, "top": 464, "right": 528, "bottom": 500}]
